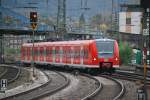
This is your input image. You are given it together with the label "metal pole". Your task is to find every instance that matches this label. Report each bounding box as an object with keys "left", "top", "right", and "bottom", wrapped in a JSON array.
[
  {"left": 117, "top": 0, "right": 120, "bottom": 42},
  {"left": 0, "top": 34, "right": 2, "bottom": 63},
  {"left": 142, "top": 7, "right": 149, "bottom": 100},
  {"left": 111, "top": 0, "right": 113, "bottom": 34},
  {"left": 32, "top": 30, "right": 35, "bottom": 77}
]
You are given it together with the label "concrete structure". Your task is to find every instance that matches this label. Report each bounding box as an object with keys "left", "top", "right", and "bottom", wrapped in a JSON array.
[{"left": 119, "top": 12, "right": 142, "bottom": 34}]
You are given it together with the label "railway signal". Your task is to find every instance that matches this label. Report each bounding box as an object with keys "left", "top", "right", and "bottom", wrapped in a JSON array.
[
  {"left": 30, "top": 12, "right": 37, "bottom": 77},
  {"left": 30, "top": 12, "right": 37, "bottom": 30},
  {"left": 140, "top": 0, "right": 150, "bottom": 99}
]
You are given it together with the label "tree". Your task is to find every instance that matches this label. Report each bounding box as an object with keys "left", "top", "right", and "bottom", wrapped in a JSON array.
[
  {"left": 90, "top": 14, "right": 103, "bottom": 31},
  {"left": 119, "top": 41, "right": 132, "bottom": 65},
  {"left": 90, "top": 14, "right": 102, "bottom": 26},
  {"left": 79, "top": 13, "right": 85, "bottom": 28}
]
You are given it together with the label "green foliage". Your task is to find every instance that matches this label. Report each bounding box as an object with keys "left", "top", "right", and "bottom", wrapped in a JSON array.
[
  {"left": 4, "top": 48, "right": 20, "bottom": 55},
  {"left": 4, "top": 48, "right": 20, "bottom": 63},
  {"left": 119, "top": 41, "right": 132, "bottom": 65},
  {"left": 79, "top": 13, "right": 85, "bottom": 27},
  {"left": 91, "top": 14, "right": 102, "bottom": 25}
]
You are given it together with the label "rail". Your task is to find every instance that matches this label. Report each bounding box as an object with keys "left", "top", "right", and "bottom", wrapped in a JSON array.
[
  {"left": 32, "top": 70, "right": 70, "bottom": 100},
  {"left": 114, "top": 70, "right": 150, "bottom": 85},
  {"left": 0, "top": 70, "right": 50, "bottom": 100},
  {"left": 0, "top": 66, "right": 7, "bottom": 78},
  {"left": 101, "top": 75, "right": 125, "bottom": 100},
  {"left": 81, "top": 73, "right": 102, "bottom": 100},
  {"left": 0, "top": 65, "right": 21, "bottom": 84}
]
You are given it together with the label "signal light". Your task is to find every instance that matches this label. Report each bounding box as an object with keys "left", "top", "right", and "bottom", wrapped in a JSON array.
[
  {"left": 30, "top": 12, "right": 37, "bottom": 22},
  {"left": 30, "top": 12, "right": 37, "bottom": 29},
  {"left": 115, "top": 58, "right": 118, "bottom": 61},
  {"left": 93, "top": 58, "right": 97, "bottom": 61}
]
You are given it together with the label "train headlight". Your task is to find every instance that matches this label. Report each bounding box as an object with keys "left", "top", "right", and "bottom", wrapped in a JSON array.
[
  {"left": 115, "top": 58, "right": 118, "bottom": 61},
  {"left": 93, "top": 58, "right": 97, "bottom": 61}
]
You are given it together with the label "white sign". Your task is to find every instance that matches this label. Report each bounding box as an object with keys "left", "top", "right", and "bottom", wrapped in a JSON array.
[
  {"left": 1, "top": 79, "right": 7, "bottom": 91},
  {"left": 143, "top": 29, "right": 149, "bottom": 35}
]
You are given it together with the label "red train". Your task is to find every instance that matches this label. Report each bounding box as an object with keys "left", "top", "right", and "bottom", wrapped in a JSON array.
[{"left": 21, "top": 39, "right": 119, "bottom": 73}]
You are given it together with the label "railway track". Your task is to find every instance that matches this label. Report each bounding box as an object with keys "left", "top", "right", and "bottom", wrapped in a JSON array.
[
  {"left": 92, "top": 74, "right": 125, "bottom": 100},
  {"left": 40, "top": 71, "right": 102, "bottom": 100},
  {"left": 79, "top": 73, "right": 102, "bottom": 100},
  {"left": 114, "top": 70, "right": 150, "bottom": 85},
  {"left": 0, "top": 66, "right": 7, "bottom": 78},
  {"left": 0, "top": 70, "right": 69, "bottom": 100},
  {"left": 0, "top": 65, "right": 20, "bottom": 83}
]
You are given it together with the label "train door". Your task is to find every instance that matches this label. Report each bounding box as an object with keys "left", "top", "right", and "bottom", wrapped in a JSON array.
[
  {"left": 83, "top": 45, "right": 89, "bottom": 65},
  {"left": 34, "top": 47, "right": 38, "bottom": 61},
  {"left": 71, "top": 46, "right": 74, "bottom": 64},
  {"left": 62, "top": 46, "right": 67, "bottom": 64},
  {"left": 24, "top": 47, "right": 27, "bottom": 61},
  {"left": 73, "top": 46, "right": 80, "bottom": 64},
  {"left": 27, "top": 47, "right": 30, "bottom": 61},
  {"left": 37, "top": 47, "right": 40, "bottom": 62},
  {"left": 52, "top": 46, "right": 55, "bottom": 63},
  {"left": 66, "top": 46, "right": 71, "bottom": 64},
  {"left": 44, "top": 47, "right": 46, "bottom": 62},
  {"left": 21, "top": 47, "right": 25, "bottom": 61},
  {"left": 39, "top": 47, "right": 44, "bottom": 62},
  {"left": 55, "top": 46, "right": 60, "bottom": 63},
  {"left": 60, "top": 46, "right": 63, "bottom": 63},
  {"left": 80, "top": 46, "right": 84, "bottom": 65},
  {"left": 46, "top": 46, "right": 52, "bottom": 63}
]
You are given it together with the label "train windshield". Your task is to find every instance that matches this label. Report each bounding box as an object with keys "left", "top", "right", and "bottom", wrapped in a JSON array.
[{"left": 96, "top": 41, "right": 114, "bottom": 58}]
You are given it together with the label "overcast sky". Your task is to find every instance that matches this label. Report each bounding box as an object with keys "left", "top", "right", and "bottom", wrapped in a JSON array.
[{"left": 1, "top": 0, "right": 140, "bottom": 20}]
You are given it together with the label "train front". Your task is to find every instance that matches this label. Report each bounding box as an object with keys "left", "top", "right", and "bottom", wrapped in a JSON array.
[{"left": 93, "top": 39, "right": 120, "bottom": 72}]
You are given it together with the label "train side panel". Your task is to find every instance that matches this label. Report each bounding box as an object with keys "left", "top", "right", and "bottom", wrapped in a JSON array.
[
  {"left": 113, "top": 41, "right": 120, "bottom": 67},
  {"left": 21, "top": 39, "right": 119, "bottom": 73}
]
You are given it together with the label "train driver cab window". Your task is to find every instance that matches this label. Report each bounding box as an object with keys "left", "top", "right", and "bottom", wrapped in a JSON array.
[{"left": 96, "top": 41, "right": 114, "bottom": 58}]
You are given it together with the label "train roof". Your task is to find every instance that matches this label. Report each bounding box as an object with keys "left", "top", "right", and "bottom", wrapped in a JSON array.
[
  {"left": 22, "top": 39, "right": 116, "bottom": 47},
  {"left": 95, "top": 39, "right": 115, "bottom": 42}
]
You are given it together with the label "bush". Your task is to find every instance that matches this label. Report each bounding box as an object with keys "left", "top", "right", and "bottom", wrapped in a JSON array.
[
  {"left": 4, "top": 48, "right": 20, "bottom": 63},
  {"left": 119, "top": 41, "right": 132, "bottom": 65}
]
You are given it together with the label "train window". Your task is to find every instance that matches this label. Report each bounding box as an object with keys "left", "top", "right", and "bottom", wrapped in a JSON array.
[
  {"left": 28, "top": 47, "right": 32, "bottom": 56},
  {"left": 40, "top": 47, "right": 44, "bottom": 56},
  {"left": 80, "top": 48, "right": 84, "bottom": 58},
  {"left": 22, "top": 48, "right": 25, "bottom": 56},
  {"left": 44, "top": 48, "right": 46, "bottom": 56},
  {"left": 55, "top": 47, "right": 59, "bottom": 55},
  {"left": 76, "top": 49, "right": 80, "bottom": 58},
  {"left": 55, "top": 50, "right": 57, "bottom": 55},
  {"left": 59, "top": 48, "right": 63, "bottom": 55},
  {"left": 74, "top": 48, "right": 77, "bottom": 58},
  {"left": 96, "top": 41, "right": 114, "bottom": 58},
  {"left": 25, "top": 47, "right": 27, "bottom": 56},
  {"left": 46, "top": 47, "right": 51, "bottom": 56},
  {"left": 70, "top": 47, "right": 74, "bottom": 58},
  {"left": 67, "top": 48, "right": 71, "bottom": 58},
  {"left": 34, "top": 48, "right": 37, "bottom": 56},
  {"left": 46, "top": 47, "right": 49, "bottom": 55},
  {"left": 84, "top": 49, "right": 88, "bottom": 58},
  {"left": 52, "top": 48, "right": 55, "bottom": 55}
]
